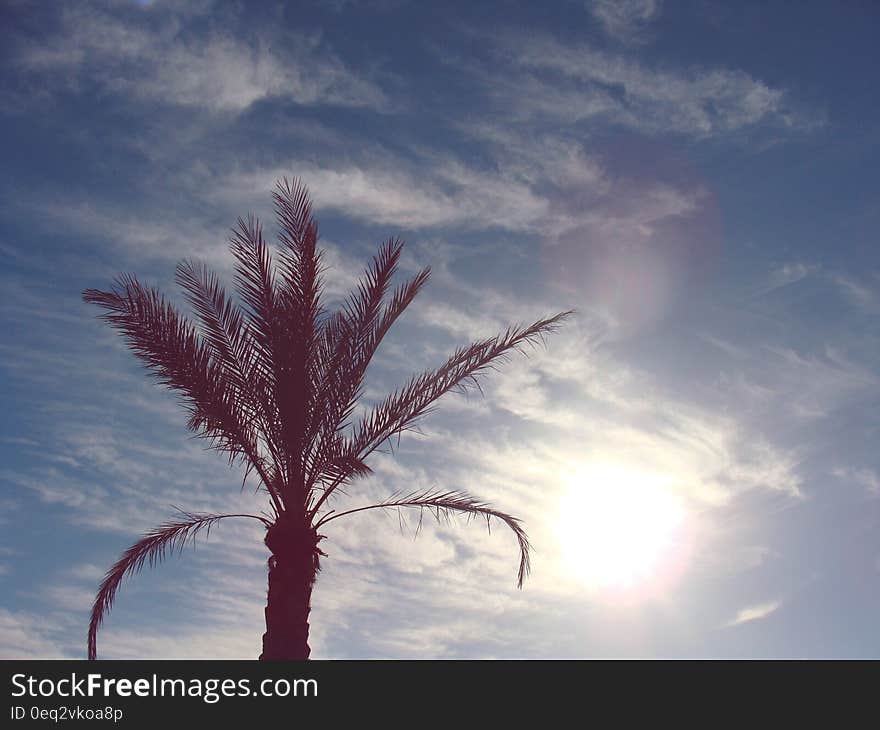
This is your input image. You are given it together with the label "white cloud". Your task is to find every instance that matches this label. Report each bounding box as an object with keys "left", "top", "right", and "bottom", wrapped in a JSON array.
[
  {"left": 96, "top": 627, "right": 260, "bottom": 660},
  {"left": 212, "top": 136, "right": 709, "bottom": 304},
  {"left": 832, "top": 273, "right": 880, "bottom": 312},
  {"left": 14, "top": 5, "right": 387, "bottom": 112},
  {"left": 749, "top": 262, "right": 820, "bottom": 296},
  {"left": 222, "top": 160, "right": 549, "bottom": 232},
  {"left": 762, "top": 345, "right": 878, "bottom": 421},
  {"left": 41, "top": 585, "right": 95, "bottom": 614},
  {"left": 725, "top": 599, "right": 781, "bottom": 627},
  {"left": 589, "top": 0, "right": 661, "bottom": 43},
  {"left": 458, "top": 125, "right": 607, "bottom": 192},
  {"left": 486, "top": 33, "right": 805, "bottom": 136},
  {"left": 4, "top": 416, "right": 269, "bottom": 538},
  {"left": 415, "top": 300, "right": 509, "bottom": 341},
  {"left": 833, "top": 466, "right": 880, "bottom": 495},
  {"left": 30, "top": 199, "right": 233, "bottom": 268},
  {"left": 0, "top": 609, "right": 70, "bottom": 659},
  {"left": 70, "top": 563, "right": 107, "bottom": 582},
  {"left": 407, "top": 303, "right": 804, "bottom": 509}
]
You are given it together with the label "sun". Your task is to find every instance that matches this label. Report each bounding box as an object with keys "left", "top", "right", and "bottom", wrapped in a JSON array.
[{"left": 557, "top": 463, "right": 687, "bottom": 593}]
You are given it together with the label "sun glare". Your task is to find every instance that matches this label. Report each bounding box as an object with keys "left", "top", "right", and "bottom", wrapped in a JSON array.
[{"left": 558, "top": 463, "right": 687, "bottom": 594}]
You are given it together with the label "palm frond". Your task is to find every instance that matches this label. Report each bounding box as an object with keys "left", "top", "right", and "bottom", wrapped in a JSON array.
[
  {"left": 175, "top": 260, "right": 276, "bottom": 445},
  {"left": 305, "top": 266, "right": 430, "bottom": 488},
  {"left": 309, "top": 310, "right": 572, "bottom": 517},
  {"left": 341, "top": 237, "right": 403, "bottom": 334},
  {"left": 228, "top": 214, "right": 279, "bottom": 400},
  {"left": 273, "top": 177, "right": 324, "bottom": 326},
  {"left": 175, "top": 259, "right": 248, "bottom": 381},
  {"left": 88, "top": 511, "right": 270, "bottom": 660},
  {"left": 317, "top": 489, "right": 531, "bottom": 587},
  {"left": 353, "top": 311, "right": 572, "bottom": 456},
  {"left": 371, "top": 266, "right": 432, "bottom": 346},
  {"left": 82, "top": 277, "right": 284, "bottom": 514},
  {"left": 271, "top": 178, "right": 325, "bottom": 501},
  {"left": 273, "top": 177, "right": 313, "bottom": 254},
  {"left": 82, "top": 275, "right": 244, "bottom": 449},
  {"left": 227, "top": 214, "right": 290, "bottom": 494},
  {"left": 272, "top": 177, "right": 323, "bottom": 369},
  {"left": 304, "top": 239, "right": 415, "bottom": 486}
]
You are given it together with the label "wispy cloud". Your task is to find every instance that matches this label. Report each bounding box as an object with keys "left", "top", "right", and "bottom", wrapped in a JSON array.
[
  {"left": 12, "top": 4, "right": 388, "bottom": 113},
  {"left": 755, "top": 262, "right": 821, "bottom": 295},
  {"left": 29, "top": 200, "right": 233, "bottom": 267},
  {"left": 0, "top": 609, "right": 71, "bottom": 658},
  {"left": 761, "top": 345, "right": 878, "bottom": 421},
  {"left": 407, "top": 301, "right": 804, "bottom": 507},
  {"left": 832, "top": 272, "right": 880, "bottom": 312},
  {"left": 588, "top": 0, "right": 662, "bottom": 44},
  {"left": 485, "top": 32, "right": 810, "bottom": 136},
  {"left": 833, "top": 466, "right": 880, "bottom": 495},
  {"left": 725, "top": 599, "right": 781, "bottom": 627},
  {"left": 220, "top": 159, "right": 549, "bottom": 232}
]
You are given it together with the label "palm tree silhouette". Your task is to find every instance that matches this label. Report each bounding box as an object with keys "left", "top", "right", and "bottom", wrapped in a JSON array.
[{"left": 82, "top": 178, "right": 571, "bottom": 660}]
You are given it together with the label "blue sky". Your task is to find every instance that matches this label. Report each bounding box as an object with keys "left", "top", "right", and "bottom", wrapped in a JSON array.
[{"left": 1, "top": 0, "right": 879, "bottom": 658}]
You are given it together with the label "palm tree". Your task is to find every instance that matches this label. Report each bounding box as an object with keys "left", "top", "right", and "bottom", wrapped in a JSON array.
[{"left": 82, "top": 178, "right": 571, "bottom": 660}]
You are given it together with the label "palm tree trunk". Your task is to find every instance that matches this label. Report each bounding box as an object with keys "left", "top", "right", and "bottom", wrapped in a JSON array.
[{"left": 259, "top": 520, "right": 321, "bottom": 660}]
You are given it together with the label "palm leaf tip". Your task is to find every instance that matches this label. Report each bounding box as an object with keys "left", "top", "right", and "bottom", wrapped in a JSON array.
[
  {"left": 87, "top": 512, "right": 269, "bottom": 660},
  {"left": 345, "top": 309, "right": 575, "bottom": 459},
  {"left": 308, "top": 307, "right": 573, "bottom": 520},
  {"left": 318, "top": 489, "right": 531, "bottom": 588}
]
